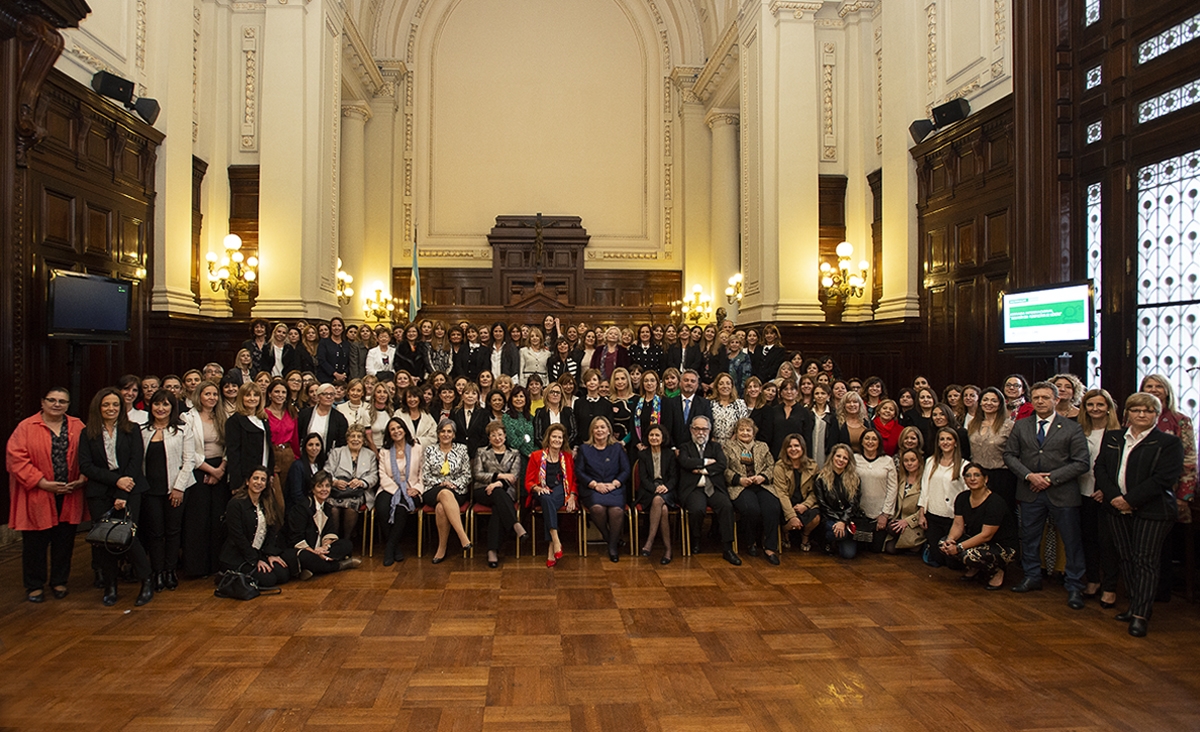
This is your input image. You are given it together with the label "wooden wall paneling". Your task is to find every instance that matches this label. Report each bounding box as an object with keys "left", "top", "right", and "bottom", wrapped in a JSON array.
[
  {"left": 817, "top": 175, "right": 848, "bottom": 320},
  {"left": 912, "top": 95, "right": 1024, "bottom": 390},
  {"left": 392, "top": 268, "right": 681, "bottom": 327},
  {"left": 771, "top": 320, "right": 924, "bottom": 393},
  {"left": 227, "top": 165, "right": 259, "bottom": 314}
]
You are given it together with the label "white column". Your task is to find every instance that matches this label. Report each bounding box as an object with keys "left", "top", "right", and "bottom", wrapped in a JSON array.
[
  {"left": 840, "top": 5, "right": 876, "bottom": 322},
  {"left": 707, "top": 110, "right": 740, "bottom": 321},
  {"left": 773, "top": 6, "right": 823, "bottom": 321},
  {"left": 738, "top": 2, "right": 824, "bottom": 324},
  {"left": 877, "top": 0, "right": 924, "bottom": 319},
  {"left": 149, "top": 0, "right": 200, "bottom": 314},
  {"left": 195, "top": 0, "right": 234, "bottom": 318},
  {"left": 255, "top": 0, "right": 341, "bottom": 319},
  {"left": 679, "top": 94, "right": 712, "bottom": 300},
  {"left": 339, "top": 102, "right": 370, "bottom": 318},
  {"left": 364, "top": 73, "right": 401, "bottom": 316}
]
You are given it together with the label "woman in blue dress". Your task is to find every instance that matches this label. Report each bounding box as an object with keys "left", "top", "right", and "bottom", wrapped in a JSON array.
[{"left": 576, "top": 416, "right": 631, "bottom": 562}]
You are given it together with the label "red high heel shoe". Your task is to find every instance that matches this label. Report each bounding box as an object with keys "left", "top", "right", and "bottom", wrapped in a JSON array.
[{"left": 546, "top": 557, "right": 557, "bottom": 568}]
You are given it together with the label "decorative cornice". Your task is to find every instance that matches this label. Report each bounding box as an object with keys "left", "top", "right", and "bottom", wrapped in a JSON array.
[
  {"left": 693, "top": 21, "right": 738, "bottom": 103},
  {"left": 404, "top": 248, "right": 490, "bottom": 260},
  {"left": 586, "top": 250, "right": 660, "bottom": 261},
  {"left": 342, "top": 11, "right": 387, "bottom": 96},
  {"left": 838, "top": 0, "right": 876, "bottom": 18},
  {"left": 768, "top": 1, "right": 823, "bottom": 20}
]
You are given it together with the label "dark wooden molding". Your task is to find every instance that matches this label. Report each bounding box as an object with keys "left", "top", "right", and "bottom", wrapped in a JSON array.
[
  {"left": 817, "top": 175, "right": 848, "bottom": 321},
  {"left": 867, "top": 168, "right": 883, "bottom": 311},
  {"left": 191, "top": 156, "right": 208, "bottom": 303}
]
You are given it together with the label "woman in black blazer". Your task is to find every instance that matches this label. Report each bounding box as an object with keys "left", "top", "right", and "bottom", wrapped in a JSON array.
[
  {"left": 219, "top": 466, "right": 289, "bottom": 587},
  {"left": 1094, "top": 392, "right": 1185, "bottom": 638},
  {"left": 259, "top": 323, "right": 298, "bottom": 378},
  {"left": 635, "top": 424, "right": 678, "bottom": 564},
  {"left": 532, "top": 381, "right": 578, "bottom": 450},
  {"left": 224, "top": 383, "right": 276, "bottom": 495},
  {"left": 78, "top": 388, "right": 153, "bottom": 607},
  {"left": 296, "top": 383, "right": 350, "bottom": 451},
  {"left": 284, "top": 469, "right": 358, "bottom": 579}
]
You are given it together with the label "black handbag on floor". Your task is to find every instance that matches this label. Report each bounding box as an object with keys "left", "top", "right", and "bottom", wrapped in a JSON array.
[
  {"left": 85, "top": 508, "right": 136, "bottom": 554},
  {"left": 214, "top": 564, "right": 281, "bottom": 601}
]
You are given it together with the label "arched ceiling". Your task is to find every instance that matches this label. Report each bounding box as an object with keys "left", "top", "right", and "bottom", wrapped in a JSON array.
[{"left": 354, "top": 0, "right": 717, "bottom": 67}]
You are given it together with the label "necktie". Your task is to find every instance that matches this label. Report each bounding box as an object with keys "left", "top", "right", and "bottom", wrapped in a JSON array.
[
  {"left": 1037, "top": 419, "right": 1047, "bottom": 446},
  {"left": 684, "top": 397, "right": 692, "bottom": 423}
]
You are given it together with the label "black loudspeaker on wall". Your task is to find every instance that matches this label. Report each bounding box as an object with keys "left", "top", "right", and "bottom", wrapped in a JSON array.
[
  {"left": 932, "top": 98, "right": 971, "bottom": 128},
  {"left": 91, "top": 71, "right": 134, "bottom": 105},
  {"left": 133, "top": 98, "right": 160, "bottom": 126}
]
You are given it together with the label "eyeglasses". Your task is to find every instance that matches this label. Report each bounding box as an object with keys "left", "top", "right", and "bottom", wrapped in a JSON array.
[
  {"left": 43, "top": 398, "right": 69, "bottom": 405},
  {"left": 1127, "top": 407, "right": 1155, "bottom": 415}
]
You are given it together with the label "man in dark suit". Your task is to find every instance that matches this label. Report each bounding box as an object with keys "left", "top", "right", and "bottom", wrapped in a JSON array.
[
  {"left": 1003, "top": 380, "right": 1091, "bottom": 608},
  {"left": 676, "top": 415, "right": 741, "bottom": 565},
  {"left": 664, "top": 370, "right": 713, "bottom": 447},
  {"left": 1094, "top": 391, "right": 1185, "bottom": 637}
]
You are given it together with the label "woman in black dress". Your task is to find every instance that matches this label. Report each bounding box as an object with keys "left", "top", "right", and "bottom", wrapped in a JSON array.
[{"left": 636, "top": 423, "right": 677, "bottom": 564}]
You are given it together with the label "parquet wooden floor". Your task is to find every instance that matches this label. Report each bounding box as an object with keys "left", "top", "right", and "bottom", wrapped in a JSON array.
[{"left": 2, "top": 538, "right": 1199, "bottom": 732}]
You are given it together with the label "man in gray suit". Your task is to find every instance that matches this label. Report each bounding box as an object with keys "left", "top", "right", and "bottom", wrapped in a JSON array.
[{"left": 1004, "top": 380, "right": 1092, "bottom": 609}]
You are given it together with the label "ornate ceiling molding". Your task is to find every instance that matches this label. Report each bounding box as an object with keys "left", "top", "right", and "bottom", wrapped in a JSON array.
[
  {"left": 342, "top": 12, "right": 387, "bottom": 96},
  {"left": 692, "top": 21, "right": 738, "bottom": 103},
  {"left": 769, "top": 1, "right": 823, "bottom": 20}
]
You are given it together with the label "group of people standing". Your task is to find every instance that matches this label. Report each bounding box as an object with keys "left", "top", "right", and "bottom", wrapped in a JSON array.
[{"left": 7, "top": 315, "right": 1194, "bottom": 638}]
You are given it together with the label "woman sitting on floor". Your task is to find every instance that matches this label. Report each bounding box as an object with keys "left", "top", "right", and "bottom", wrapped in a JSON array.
[
  {"left": 937, "top": 462, "right": 1017, "bottom": 591},
  {"left": 285, "top": 469, "right": 361, "bottom": 580}
]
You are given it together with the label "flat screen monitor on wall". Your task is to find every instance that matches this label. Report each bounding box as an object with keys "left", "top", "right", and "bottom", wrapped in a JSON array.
[
  {"left": 47, "top": 270, "right": 132, "bottom": 341},
  {"left": 999, "top": 280, "right": 1094, "bottom": 355}
]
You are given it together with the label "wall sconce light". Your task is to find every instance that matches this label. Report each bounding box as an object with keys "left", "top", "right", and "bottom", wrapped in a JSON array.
[
  {"left": 335, "top": 259, "right": 354, "bottom": 306},
  {"left": 819, "top": 241, "right": 868, "bottom": 303},
  {"left": 725, "top": 273, "right": 744, "bottom": 304},
  {"left": 364, "top": 282, "right": 401, "bottom": 323},
  {"left": 671, "top": 284, "right": 712, "bottom": 324},
  {"left": 206, "top": 234, "right": 257, "bottom": 296}
]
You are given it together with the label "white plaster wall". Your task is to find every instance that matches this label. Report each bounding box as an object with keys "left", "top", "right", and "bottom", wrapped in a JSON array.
[
  {"left": 56, "top": 0, "right": 142, "bottom": 90},
  {"left": 418, "top": 0, "right": 662, "bottom": 263}
]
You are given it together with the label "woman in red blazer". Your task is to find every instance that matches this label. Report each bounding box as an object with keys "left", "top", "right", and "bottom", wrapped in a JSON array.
[
  {"left": 6, "top": 387, "right": 87, "bottom": 602},
  {"left": 524, "top": 423, "right": 577, "bottom": 567}
]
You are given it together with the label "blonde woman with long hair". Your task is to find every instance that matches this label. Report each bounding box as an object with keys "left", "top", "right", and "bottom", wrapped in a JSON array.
[{"left": 813, "top": 443, "right": 861, "bottom": 559}]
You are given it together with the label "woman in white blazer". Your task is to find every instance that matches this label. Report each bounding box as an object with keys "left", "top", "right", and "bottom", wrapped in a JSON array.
[
  {"left": 365, "top": 328, "right": 399, "bottom": 377},
  {"left": 141, "top": 392, "right": 196, "bottom": 590},
  {"left": 376, "top": 417, "right": 424, "bottom": 565},
  {"left": 397, "top": 386, "right": 438, "bottom": 447},
  {"left": 918, "top": 427, "right": 971, "bottom": 568}
]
